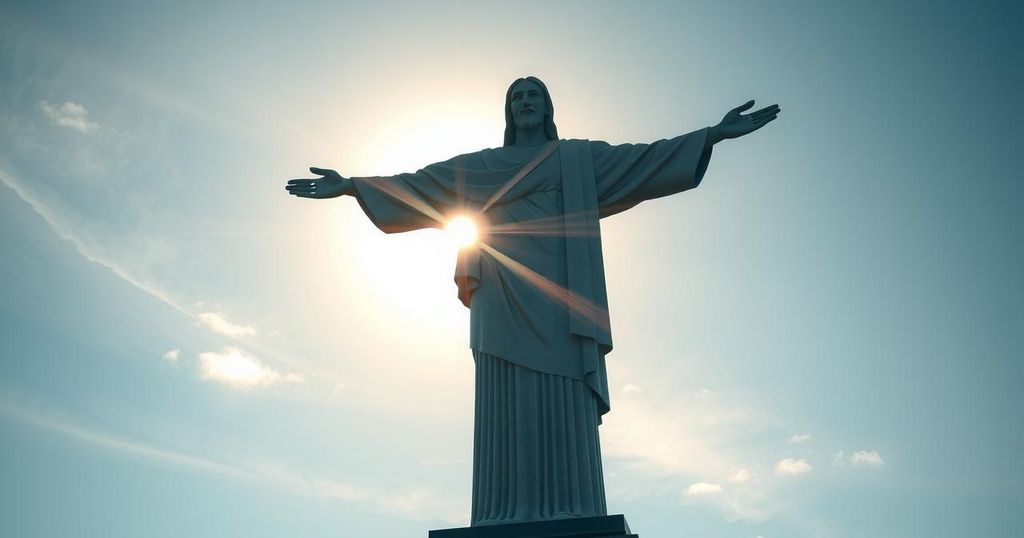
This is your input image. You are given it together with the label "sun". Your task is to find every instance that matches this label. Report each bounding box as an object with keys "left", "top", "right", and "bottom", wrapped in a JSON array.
[{"left": 446, "top": 216, "right": 479, "bottom": 248}]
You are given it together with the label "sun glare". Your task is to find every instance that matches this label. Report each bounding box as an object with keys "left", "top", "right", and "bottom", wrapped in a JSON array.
[{"left": 447, "top": 216, "right": 479, "bottom": 248}]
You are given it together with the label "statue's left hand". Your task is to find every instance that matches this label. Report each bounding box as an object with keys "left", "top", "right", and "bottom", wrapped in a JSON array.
[{"left": 714, "top": 100, "right": 781, "bottom": 141}]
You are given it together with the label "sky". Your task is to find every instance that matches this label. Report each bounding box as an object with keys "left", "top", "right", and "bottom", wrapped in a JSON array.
[{"left": 0, "top": 1, "right": 1021, "bottom": 537}]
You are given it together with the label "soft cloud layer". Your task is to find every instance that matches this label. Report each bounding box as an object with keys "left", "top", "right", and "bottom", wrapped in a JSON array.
[
  {"left": 0, "top": 169, "right": 189, "bottom": 316},
  {"left": 833, "top": 450, "right": 885, "bottom": 467},
  {"left": 621, "top": 383, "right": 644, "bottom": 396},
  {"left": 788, "top": 433, "right": 812, "bottom": 444},
  {"left": 730, "top": 468, "right": 751, "bottom": 483},
  {"left": 599, "top": 381, "right": 789, "bottom": 521},
  {"left": 850, "top": 450, "right": 884, "bottom": 466},
  {"left": 39, "top": 100, "right": 99, "bottom": 133},
  {"left": 0, "top": 399, "right": 466, "bottom": 524},
  {"left": 198, "top": 347, "right": 302, "bottom": 389},
  {"left": 775, "top": 458, "right": 813, "bottom": 476},
  {"left": 163, "top": 349, "right": 180, "bottom": 363},
  {"left": 686, "top": 482, "right": 723, "bottom": 496},
  {"left": 198, "top": 312, "right": 257, "bottom": 338}
]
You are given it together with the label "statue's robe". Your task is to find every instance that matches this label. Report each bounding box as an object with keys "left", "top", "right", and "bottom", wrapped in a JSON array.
[{"left": 350, "top": 128, "right": 712, "bottom": 525}]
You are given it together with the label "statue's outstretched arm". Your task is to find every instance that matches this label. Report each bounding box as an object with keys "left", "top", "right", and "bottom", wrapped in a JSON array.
[
  {"left": 287, "top": 163, "right": 458, "bottom": 234},
  {"left": 285, "top": 167, "right": 356, "bottom": 199}
]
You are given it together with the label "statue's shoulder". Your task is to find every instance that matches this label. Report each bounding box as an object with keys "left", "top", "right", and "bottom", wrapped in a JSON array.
[{"left": 561, "top": 139, "right": 612, "bottom": 156}]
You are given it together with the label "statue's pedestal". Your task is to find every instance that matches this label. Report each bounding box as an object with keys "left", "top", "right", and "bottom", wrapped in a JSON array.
[{"left": 428, "top": 515, "right": 638, "bottom": 538}]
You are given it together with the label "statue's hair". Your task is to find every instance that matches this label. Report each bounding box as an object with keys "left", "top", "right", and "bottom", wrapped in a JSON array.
[{"left": 503, "top": 76, "right": 559, "bottom": 146}]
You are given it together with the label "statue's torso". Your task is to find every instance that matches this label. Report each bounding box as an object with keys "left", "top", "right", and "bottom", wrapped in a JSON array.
[{"left": 468, "top": 146, "right": 588, "bottom": 380}]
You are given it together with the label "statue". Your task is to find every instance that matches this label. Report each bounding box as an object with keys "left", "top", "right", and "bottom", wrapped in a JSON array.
[{"left": 286, "top": 76, "right": 780, "bottom": 529}]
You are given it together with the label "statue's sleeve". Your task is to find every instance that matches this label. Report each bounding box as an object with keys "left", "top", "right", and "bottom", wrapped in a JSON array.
[
  {"left": 348, "top": 160, "right": 462, "bottom": 234},
  {"left": 590, "top": 127, "right": 713, "bottom": 218}
]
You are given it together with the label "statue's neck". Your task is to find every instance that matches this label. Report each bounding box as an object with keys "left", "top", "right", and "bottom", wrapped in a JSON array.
[{"left": 513, "top": 127, "right": 547, "bottom": 146}]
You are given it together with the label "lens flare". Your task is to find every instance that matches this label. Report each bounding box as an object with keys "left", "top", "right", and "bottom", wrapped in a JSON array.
[{"left": 446, "top": 216, "right": 479, "bottom": 248}]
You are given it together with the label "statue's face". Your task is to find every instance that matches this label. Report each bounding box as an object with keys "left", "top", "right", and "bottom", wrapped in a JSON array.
[{"left": 510, "top": 80, "right": 546, "bottom": 131}]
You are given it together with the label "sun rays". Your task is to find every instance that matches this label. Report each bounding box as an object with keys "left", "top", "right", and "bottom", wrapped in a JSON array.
[
  {"left": 351, "top": 148, "right": 610, "bottom": 330},
  {"left": 478, "top": 243, "right": 610, "bottom": 333}
]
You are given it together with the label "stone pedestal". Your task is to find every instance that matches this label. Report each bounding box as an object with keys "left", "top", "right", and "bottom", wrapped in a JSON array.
[{"left": 428, "top": 515, "right": 638, "bottom": 538}]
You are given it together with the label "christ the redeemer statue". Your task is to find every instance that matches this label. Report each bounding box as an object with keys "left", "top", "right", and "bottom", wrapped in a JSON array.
[{"left": 286, "top": 77, "right": 780, "bottom": 527}]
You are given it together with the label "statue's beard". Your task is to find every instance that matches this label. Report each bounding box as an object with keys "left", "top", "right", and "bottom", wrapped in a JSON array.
[{"left": 516, "top": 114, "right": 542, "bottom": 132}]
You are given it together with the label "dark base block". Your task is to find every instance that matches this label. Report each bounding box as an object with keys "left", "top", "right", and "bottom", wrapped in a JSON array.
[{"left": 428, "top": 515, "right": 638, "bottom": 538}]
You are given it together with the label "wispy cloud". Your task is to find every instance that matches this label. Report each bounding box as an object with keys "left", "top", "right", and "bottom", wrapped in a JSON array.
[
  {"left": 850, "top": 450, "right": 884, "bottom": 466},
  {"left": 39, "top": 100, "right": 99, "bottom": 133},
  {"left": 599, "top": 381, "right": 790, "bottom": 521},
  {"left": 1, "top": 170, "right": 320, "bottom": 386},
  {"left": 0, "top": 397, "right": 255, "bottom": 482},
  {"left": 686, "top": 482, "right": 723, "bottom": 497},
  {"left": 0, "top": 398, "right": 466, "bottom": 524},
  {"left": 730, "top": 468, "right": 752, "bottom": 483},
  {"left": 163, "top": 348, "right": 180, "bottom": 363},
  {"left": 832, "top": 450, "right": 884, "bottom": 467},
  {"left": 197, "top": 312, "right": 257, "bottom": 338},
  {"left": 198, "top": 347, "right": 303, "bottom": 390},
  {"left": 621, "top": 383, "right": 644, "bottom": 396},
  {"left": 0, "top": 169, "right": 190, "bottom": 315},
  {"left": 788, "top": 433, "right": 812, "bottom": 444},
  {"left": 775, "top": 458, "right": 813, "bottom": 476},
  {"left": 419, "top": 455, "right": 471, "bottom": 467}
]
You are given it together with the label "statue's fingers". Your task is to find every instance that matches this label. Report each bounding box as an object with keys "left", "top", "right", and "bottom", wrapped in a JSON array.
[
  {"left": 752, "top": 106, "right": 779, "bottom": 119},
  {"left": 755, "top": 113, "right": 778, "bottom": 125},
  {"left": 732, "top": 100, "right": 755, "bottom": 113},
  {"left": 309, "top": 166, "right": 334, "bottom": 176},
  {"left": 287, "top": 179, "right": 315, "bottom": 186},
  {"left": 291, "top": 192, "right": 320, "bottom": 199},
  {"left": 286, "top": 185, "right": 317, "bottom": 194}
]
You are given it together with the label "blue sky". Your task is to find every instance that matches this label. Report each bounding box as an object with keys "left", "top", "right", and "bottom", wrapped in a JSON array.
[{"left": 1, "top": 1, "right": 1020, "bottom": 537}]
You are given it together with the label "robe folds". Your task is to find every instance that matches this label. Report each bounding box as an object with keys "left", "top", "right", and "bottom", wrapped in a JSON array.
[{"left": 350, "top": 128, "right": 712, "bottom": 525}]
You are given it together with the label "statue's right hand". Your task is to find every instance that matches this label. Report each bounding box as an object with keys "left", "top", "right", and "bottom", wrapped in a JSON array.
[{"left": 285, "top": 167, "right": 354, "bottom": 199}]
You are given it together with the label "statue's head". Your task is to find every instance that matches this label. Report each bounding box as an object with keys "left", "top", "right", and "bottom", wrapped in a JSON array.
[{"left": 504, "top": 76, "right": 558, "bottom": 146}]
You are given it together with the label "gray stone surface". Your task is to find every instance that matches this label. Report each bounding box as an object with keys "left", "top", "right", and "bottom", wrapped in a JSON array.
[{"left": 429, "top": 514, "right": 637, "bottom": 538}]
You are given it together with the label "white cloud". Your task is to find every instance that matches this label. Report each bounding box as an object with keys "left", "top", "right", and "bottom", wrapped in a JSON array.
[
  {"left": 198, "top": 312, "right": 257, "bottom": 338},
  {"left": 198, "top": 347, "right": 302, "bottom": 389},
  {"left": 730, "top": 468, "right": 752, "bottom": 483},
  {"left": 788, "top": 433, "right": 811, "bottom": 444},
  {"left": 163, "top": 348, "right": 180, "bottom": 363},
  {"left": 39, "top": 100, "right": 99, "bottom": 133},
  {"left": 850, "top": 450, "right": 884, "bottom": 466},
  {"left": 621, "top": 383, "right": 644, "bottom": 396},
  {"left": 834, "top": 450, "right": 884, "bottom": 467},
  {"left": 775, "top": 458, "right": 813, "bottom": 476},
  {"left": 686, "top": 482, "right": 723, "bottom": 497}
]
